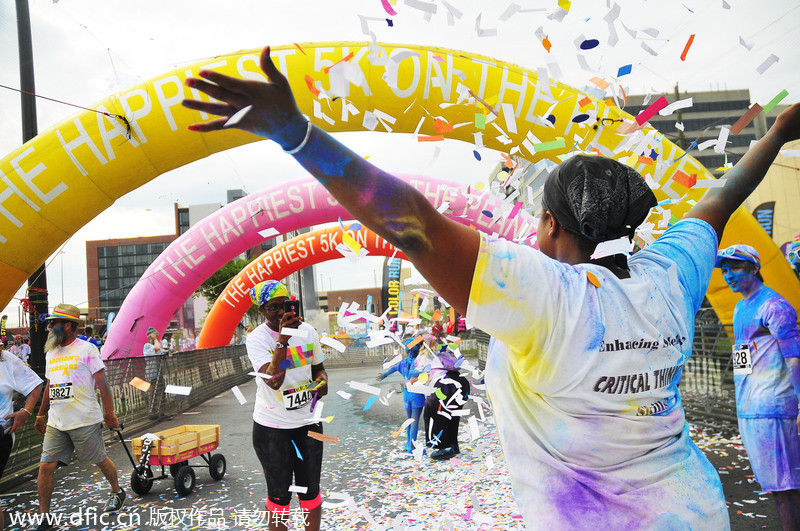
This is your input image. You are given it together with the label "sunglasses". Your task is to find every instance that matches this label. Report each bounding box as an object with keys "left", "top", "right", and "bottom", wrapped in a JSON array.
[{"left": 262, "top": 304, "right": 283, "bottom": 313}]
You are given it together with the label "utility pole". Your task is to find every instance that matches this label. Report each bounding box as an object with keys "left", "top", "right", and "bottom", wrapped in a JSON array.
[{"left": 16, "top": 0, "right": 48, "bottom": 375}]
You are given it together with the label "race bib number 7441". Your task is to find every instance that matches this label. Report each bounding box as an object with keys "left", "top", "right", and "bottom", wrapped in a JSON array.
[
  {"left": 282, "top": 382, "right": 313, "bottom": 411},
  {"left": 732, "top": 344, "right": 753, "bottom": 375}
]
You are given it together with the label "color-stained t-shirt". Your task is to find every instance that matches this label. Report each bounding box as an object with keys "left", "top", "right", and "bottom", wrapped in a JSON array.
[
  {"left": 732, "top": 285, "right": 800, "bottom": 418},
  {"left": 467, "top": 218, "right": 729, "bottom": 530},
  {"left": 45, "top": 339, "right": 105, "bottom": 431},
  {"left": 246, "top": 322, "right": 324, "bottom": 429},
  {"left": 0, "top": 353, "right": 42, "bottom": 435}
]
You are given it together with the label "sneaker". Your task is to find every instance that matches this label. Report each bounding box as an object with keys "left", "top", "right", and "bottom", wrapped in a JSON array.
[
  {"left": 103, "top": 488, "right": 126, "bottom": 512},
  {"left": 32, "top": 522, "right": 55, "bottom": 531},
  {"left": 430, "top": 446, "right": 458, "bottom": 461}
]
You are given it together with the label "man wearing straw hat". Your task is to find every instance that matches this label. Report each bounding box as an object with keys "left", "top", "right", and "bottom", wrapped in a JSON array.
[{"left": 33, "top": 303, "right": 125, "bottom": 529}]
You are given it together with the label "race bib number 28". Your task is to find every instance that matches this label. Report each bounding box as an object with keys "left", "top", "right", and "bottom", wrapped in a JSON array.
[
  {"left": 732, "top": 344, "right": 753, "bottom": 375},
  {"left": 49, "top": 382, "right": 74, "bottom": 402}
]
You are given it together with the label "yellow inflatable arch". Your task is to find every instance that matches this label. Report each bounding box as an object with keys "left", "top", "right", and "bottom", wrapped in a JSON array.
[{"left": 0, "top": 42, "right": 797, "bottom": 322}]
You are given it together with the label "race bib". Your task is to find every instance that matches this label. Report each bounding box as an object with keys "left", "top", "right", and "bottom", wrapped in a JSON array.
[
  {"left": 49, "top": 382, "right": 75, "bottom": 402},
  {"left": 732, "top": 344, "right": 752, "bottom": 375},
  {"left": 282, "top": 382, "right": 312, "bottom": 411}
]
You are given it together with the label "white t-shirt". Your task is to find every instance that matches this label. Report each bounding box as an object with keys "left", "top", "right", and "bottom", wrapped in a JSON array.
[
  {"left": 467, "top": 218, "right": 729, "bottom": 530},
  {"left": 45, "top": 339, "right": 106, "bottom": 431},
  {"left": 0, "top": 353, "right": 43, "bottom": 435},
  {"left": 246, "top": 322, "right": 324, "bottom": 429},
  {"left": 11, "top": 344, "right": 30, "bottom": 363},
  {"left": 143, "top": 342, "right": 161, "bottom": 356}
]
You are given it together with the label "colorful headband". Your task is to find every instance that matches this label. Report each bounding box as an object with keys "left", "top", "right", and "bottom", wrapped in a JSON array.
[
  {"left": 47, "top": 309, "right": 80, "bottom": 321},
  {"left": 250, "top": 280, "right": 289, "bottom": 307}
]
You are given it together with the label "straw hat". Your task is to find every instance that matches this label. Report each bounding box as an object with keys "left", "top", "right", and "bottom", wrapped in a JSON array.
[{"left": 45, "top": 303, "right": 82, "bottom": 325}]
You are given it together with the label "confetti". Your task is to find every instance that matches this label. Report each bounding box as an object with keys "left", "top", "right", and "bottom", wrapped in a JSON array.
[
  {"left": 128, "top": 377, "right": 150, "bottom": 392},
  {"left": 730, "top": 104, "right": 763, "bottom": 135},
  {"left": 164, "top": 385, "right": 191, "bottom": 395},
  {"left": 307, "top": 431, "right": 339, "bottom": 444},
  {"left": 635, "top": 96, "right": 668, "bottom": 125},
  {"left": 362, "top": 396, "right": 379, "bottom": 411},
  {"left": 230, "top": 385, "right": 247, "bottom": 405},
  {"left": 380, "top": 0, "right": 397, "bottom": 16},
  {"left": 755, "top": 54, "right": 779, "bottom": 75},
  {"left": 762, "top": 89, "right": 788, "bottom": 114},
  {"left": 680, "top": 34, "right": 695, "bottom": 61}
]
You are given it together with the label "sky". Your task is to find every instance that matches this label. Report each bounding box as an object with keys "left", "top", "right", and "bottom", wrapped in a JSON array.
[{"left": 1, "top": 0, "right": 798, "bottom": 326}]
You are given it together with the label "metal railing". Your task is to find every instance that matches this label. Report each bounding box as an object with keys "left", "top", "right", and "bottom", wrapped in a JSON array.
[
  {"left": 0, "top": 345, "right": 253, "bottom": 491},
  {"left": 681, "top": 307, "right": 738, "bottom": 422},
  {"left": 320, "top": 337, "right": 392, "bottom": 367},
  {"left": 0, "top": 339, "right": 405, "bottom": 492}
]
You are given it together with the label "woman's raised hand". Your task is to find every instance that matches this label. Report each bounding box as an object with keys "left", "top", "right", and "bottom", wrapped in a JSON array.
[{"left": 182, "top": 45, "right": 308, "bottom": 150}]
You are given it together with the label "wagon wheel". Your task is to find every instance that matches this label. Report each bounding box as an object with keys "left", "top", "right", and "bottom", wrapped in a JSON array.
[
  {"left": 175, "top": 466, "right": 195, "bottom": 497},
  {"left": 169, "top": 460, "right": 189, "bottom": 478},
  {"left": 131, "top": 466, "right": 154, "bottom": 496},
  {"left": 209, "top": 454, "right": 226, "bottom": 481}
]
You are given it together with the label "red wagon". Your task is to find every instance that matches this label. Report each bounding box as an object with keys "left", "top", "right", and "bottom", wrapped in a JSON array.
[{"left": 117, "top": 425, "right": 226, "bottom": 497}]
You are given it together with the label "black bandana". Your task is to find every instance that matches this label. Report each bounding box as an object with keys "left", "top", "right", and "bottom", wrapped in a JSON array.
[{"left": 541, "top": 155, "right": 657, "bottom": 243}]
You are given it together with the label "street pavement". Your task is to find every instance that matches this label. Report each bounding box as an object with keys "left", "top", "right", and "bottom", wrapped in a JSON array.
[{"left": 0, "top": 364, "right": 782, "bottom": 530}]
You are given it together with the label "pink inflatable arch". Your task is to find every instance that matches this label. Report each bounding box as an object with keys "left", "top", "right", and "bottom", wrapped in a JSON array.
[
  {"left": 102, "top": 174, "right": 537, "bottom": 359},
  {"left": 197, "top": 225, "right": 408, "bottom": 348}
]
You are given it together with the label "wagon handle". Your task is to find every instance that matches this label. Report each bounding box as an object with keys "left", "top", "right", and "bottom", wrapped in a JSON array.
[{"left": 113, "top": 424, "right": 140, "bottom": 469}]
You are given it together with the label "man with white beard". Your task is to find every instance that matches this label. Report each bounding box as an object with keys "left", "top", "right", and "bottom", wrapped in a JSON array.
[{"left": 32, "top": 304, "right": 125, "bottom": 530}]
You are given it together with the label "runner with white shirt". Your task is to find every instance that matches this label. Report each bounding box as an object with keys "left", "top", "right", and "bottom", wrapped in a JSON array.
[
  {"left": 0, "top": 341, "right": 42, "bottom": 530},
  {"left": 245, "top": 280, "right": 327, "bottom": 531}
]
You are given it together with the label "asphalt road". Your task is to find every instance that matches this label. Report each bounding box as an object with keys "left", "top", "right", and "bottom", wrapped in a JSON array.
[{"left": 0, "top": 364, "right": 782, "bottom": 530}]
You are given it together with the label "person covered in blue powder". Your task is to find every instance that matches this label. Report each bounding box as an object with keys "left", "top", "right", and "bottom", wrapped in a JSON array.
[
  {"left": 182, "top": 46, "right": 800, "bottom": 530},
  {"left": 788, "top": 234, "right": 800, "bottom": 280},
  {"left": 716, "top": 244, "right": 800, "bottom": 529},
  {"left": 377, "top": 339, "right": 427, "bottom": 453}
]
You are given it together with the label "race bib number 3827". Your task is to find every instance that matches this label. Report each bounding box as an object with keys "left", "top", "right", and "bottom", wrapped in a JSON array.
[
  {"left": 49, "top": 382, "right": 74, "bottom": 402},
  {"left": 732, "top": 344, "right": 753, "bottom": 375}
]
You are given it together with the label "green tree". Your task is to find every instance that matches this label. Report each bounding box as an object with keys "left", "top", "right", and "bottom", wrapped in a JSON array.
[
  {"left": 195, "top": 258, "right": 262, "bottom": 328},
  {"left": 196, "top": 258, "right": 249, "bottom": 309}
]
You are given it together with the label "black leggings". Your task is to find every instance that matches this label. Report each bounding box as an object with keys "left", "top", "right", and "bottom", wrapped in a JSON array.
[
  {"left": 424, "top": 371, "right": 470, "bottom": 448},
  {"left": 252, "top": 422, "right": 323, "bottom": 506},
  {"left": 0, "top": 432, "right": 14, "bottom": 479}
]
